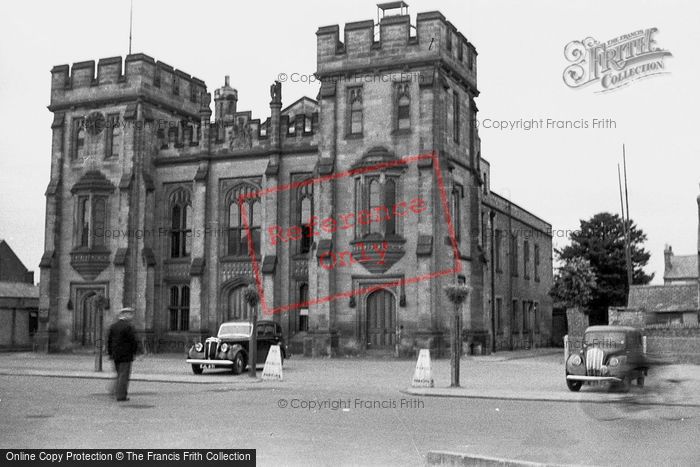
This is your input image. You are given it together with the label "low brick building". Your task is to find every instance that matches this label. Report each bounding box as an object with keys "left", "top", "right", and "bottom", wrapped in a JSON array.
[
  {"left": 38, "top": 4, "right": 552, "bottom": 355},
  {"left": 0, "top": 240, "right": 39, "bottom": 350}
]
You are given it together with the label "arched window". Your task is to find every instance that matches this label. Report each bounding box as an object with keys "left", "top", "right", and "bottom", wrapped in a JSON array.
[
  {"left": 385, "top": 178, "right": 397, "bottom": 235},
  {"left": 396, "top": 83, "right": 411, "bottom": 131},
  {"left": 227, "top": 184, "right": 261, "bottom": 256},
  {"left": 170, "top": 189, "right": 192, "bottom": 258},
  {"left": 79, "top": 197, "right": 90, "bottom": 247},
  {"left": 75, "top": 125, "right": 85, "bottom": 160},
  {"left": 92, "top": 198, "right": 106, "bottom": 247},
  {"left": 368, "top": 179, "right": 382, "bottom": 235},
  {"left": 248, "top": 199, "right": 261, "bottom": 255},
  {"left": 451, "top": 184, "right": 462, "bottom": 243},
  {"left": 295, "top": 177, "right": 313, "bottom": 254},
  {"left": 169, "top": 285, "right": 190, "bottom": 331},
  {"left": 106, "top": 114, "right": 120, "bottom": 158},
  {"left": 228, "top": 202, "right": 240, "bottom": 255},
  {"left": 300, "top": 196, "right": 312, "bottom": 253},
  {"left": 76, "top": 195, "right": 108, "bottom": 248},
  {"left": 228, "top": 285, "right": 256, "bottom": 321},
  {"left": 348, "top": 87, "right": 363, "bottom": 135}
]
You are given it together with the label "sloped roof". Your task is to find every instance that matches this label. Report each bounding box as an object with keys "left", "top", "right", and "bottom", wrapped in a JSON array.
[
  {"left": 628, "top": 284, "right": 698, "bottom": 313},
  {"left": 0, "top": 281, "right": 39, "bottom": 299},
  {"left": 281, "top": 96, "right": 318, "bottom": 118},
  {"left": 664, "top": 254, "right": 698, "bottom": 281}
]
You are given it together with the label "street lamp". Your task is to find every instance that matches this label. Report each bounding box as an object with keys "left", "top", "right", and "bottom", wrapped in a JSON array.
[
  {"left": 243, "top": 285, "right": 260, "bottom": 378},
  {"left": 93, "top": 294, "right": 109, "bottom": 372},
  {"left": 444, "top": 284, "right": 470, "bottom": 387}
]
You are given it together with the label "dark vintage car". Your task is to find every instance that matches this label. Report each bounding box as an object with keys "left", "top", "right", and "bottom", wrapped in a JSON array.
[
  {"left": 186, "top": 320, "right": 288, "bottom": 375},
  {"left": 565, "top": 325, "right": 648, "bottom": 392}
]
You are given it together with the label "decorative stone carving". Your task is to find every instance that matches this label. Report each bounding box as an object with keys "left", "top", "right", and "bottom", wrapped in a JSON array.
[
  {"left": 70, "top": 250, "right": 111, "bottom": 280},
  {"left": 229, "top": 117, "right": 252, "bottom": 150},
  {"left": 350, "top": 236, "right": 406, "bottom": 274}
]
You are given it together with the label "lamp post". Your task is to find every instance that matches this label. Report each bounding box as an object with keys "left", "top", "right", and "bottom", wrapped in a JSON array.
[
  {"left": 444, "top": 284, "right": 470, "bottom": 387},
  {"left": 93, "top": 294, "right": 109, "bottom": 372},
  {"left": 243, "top": 285, "right": 260, "bottom": 378}
]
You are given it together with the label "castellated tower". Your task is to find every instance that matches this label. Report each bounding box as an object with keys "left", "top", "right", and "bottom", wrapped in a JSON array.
[
  {"left": 309, "top": 3, "right": 482, "bottom": 355},
  {"left": 38, "top": 54, "right": 207, "bottom": 350}
]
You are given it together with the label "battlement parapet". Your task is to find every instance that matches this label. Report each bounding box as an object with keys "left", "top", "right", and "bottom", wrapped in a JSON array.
[
  {"left": 316, "top": 10, "right": 477, "bottom": 92},
  {"left": 50, "top": 53, "right": 207, "bottom": 117}
]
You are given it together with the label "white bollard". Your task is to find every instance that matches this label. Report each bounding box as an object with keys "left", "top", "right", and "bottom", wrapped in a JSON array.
[
  {"left": 261, "top": 345, "right": 283, "bottom": 381},
  {"left": 411, "top": 349, "right": 434, "bottom": 388}
]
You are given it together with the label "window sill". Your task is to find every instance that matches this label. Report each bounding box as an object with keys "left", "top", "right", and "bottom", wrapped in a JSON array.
[
  {"left": 165, "top": 257, "right": 191, "bottom": 264},
  {"left": 392, "top": 129, "right": 412, "bottom": 136},
  {"left": 220, "top": 255, "right": 262, "bottom": 262},
  {"left": 345, "top": 133, "right": 363, "bottom": 140},
  {"left": 71, "top": 246, "right": 110, "bottom": 254}
]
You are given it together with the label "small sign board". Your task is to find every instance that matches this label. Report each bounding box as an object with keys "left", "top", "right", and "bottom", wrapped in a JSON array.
[
  {"left": 262, "top": 345, "right": 283, "bottom": 381},
  {"left": 411, "top": 349, "right": 434, "bottom": 388}
]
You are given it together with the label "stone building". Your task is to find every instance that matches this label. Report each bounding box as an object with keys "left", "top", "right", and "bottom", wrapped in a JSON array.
[
  {"left": 663, "top": 245, "right": 698, "bottom": 285},
  {"left": 38, "top": 4, "right": 552, "bottom": 355}
]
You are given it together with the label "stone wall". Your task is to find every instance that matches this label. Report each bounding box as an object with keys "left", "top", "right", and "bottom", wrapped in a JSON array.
[
  {"left": 644, "top": 326, "right": 700, "bottom": 364},
  {"left": 608, "top": 307, "right": 700, "bottom": 363},
  {"left": 608, "top": 307, "right": 646, "bottom": 327}
]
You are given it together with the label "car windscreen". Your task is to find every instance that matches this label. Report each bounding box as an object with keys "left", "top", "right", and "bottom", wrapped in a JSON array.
[
  {"left": 584, "top": 331, "right": 626, "bottom": 348},
  {"left": 218, "top": 323, "right": 252, "bottom": 338}
]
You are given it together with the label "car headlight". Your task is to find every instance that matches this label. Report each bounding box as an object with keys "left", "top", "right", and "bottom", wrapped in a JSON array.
[
  {"left": 608, "top": 357, "right": 619, "bottom": 367},
  {"left": 570, "top": 355, "right": 582, "bottom": 366},
  {"left": 194, "top": 343, "right": 203, "bottom": 352},
  {"left": 221, "top": 343, "right": 229, "bottom": 353}
]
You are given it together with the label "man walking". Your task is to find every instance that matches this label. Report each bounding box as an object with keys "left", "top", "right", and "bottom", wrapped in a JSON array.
[{"left": 107, "top": 307, "right": 138, "bottom": 401}]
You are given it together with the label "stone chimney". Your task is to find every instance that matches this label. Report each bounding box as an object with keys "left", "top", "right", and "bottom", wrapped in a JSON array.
[{"left": 664, "top": 244, "right": 673, "bottom": 275}]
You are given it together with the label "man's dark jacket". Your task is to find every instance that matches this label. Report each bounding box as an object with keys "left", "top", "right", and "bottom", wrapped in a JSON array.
[{"left": 107, "top": 319, "right": 138, "bottom": 363}]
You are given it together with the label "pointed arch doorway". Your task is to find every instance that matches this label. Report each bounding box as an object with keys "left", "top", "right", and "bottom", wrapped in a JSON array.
[{"left": 365, "top": 288, "right": 396, "bottom": 350}]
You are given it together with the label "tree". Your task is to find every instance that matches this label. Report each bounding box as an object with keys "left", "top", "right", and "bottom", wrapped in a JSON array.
[
  {"left": 550, "top": 256, "right": 597, "bottom": 310},
  {"left": 443, "top": 284, "right": 469, "bottom": 387},
  {"left": 243, "top": 285, "right": 260, "bottom": 378},
  {"left": 558, "top": 212, "right": 653, "bottom": 324}
]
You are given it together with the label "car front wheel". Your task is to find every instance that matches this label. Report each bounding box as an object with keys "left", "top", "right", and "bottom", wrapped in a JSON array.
[
  {"left": 566, "top": 377, "right": 582, "bottom": 392},
  {"left": 232, "top": 353, "right": 245, "bottom": 375},
  {"left": 616, "top": 376, "right": 631, "bottom": 392},
  {"left": 191, "top": 364, "right": 203, "bottom": 375}
]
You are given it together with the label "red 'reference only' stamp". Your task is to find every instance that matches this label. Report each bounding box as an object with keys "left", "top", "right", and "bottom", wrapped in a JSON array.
[{"left": 238, "top": 151, "right": 461, "bottom": 316}]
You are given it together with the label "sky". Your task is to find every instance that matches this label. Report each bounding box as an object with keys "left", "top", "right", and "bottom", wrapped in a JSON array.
[{"left": 0, "top": 0, "right": 698, "bottom": 284}]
